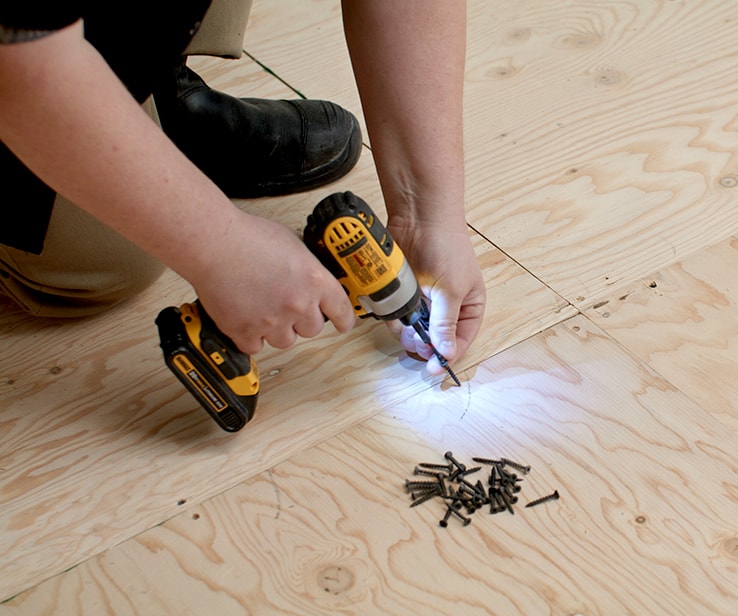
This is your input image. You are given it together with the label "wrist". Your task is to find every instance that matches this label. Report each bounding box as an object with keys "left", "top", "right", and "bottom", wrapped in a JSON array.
[
  {"left": 386, "top": 196, "right": 468, "bottom": 237},
  {"left": 380, "top": 171, "right": 466, "bottom": 229}
]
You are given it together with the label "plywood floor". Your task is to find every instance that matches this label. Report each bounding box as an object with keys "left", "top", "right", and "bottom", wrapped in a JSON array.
[{"left": 3, "top": 1, "right": 738, "bottom": 613}]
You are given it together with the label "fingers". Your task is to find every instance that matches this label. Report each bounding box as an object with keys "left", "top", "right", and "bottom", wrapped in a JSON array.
[
  {"left": 191, "top": 216, "right": 358, "bottom": 357},
  {"left": 293, "top": 308, "right": 332, "bottom": 340},
  {"left": 264, "top": 327, "right": 298, "bottom": 351},
  {"left": 398, "top": 293, "right": 461, "bottom": 377},
  {"left": 260, "top": 293, "right": 354, "bottom": 350},
  {"left": 399, "top": 321, "right": 452, "bottom": 377},
  {"left": 392, "top": 289, "right": 485, "bottom": 377},
  {"left": 320, "top": 285, "right": 356, "bottom": 334},
  {"left": 232, "top": 336, "right": 264, "bottom": 356},
  {"left": 390, "top": 299, "right": 455, "bottom": 376},
  {"left": 452, "top": 305, "right": 484, "bottom": 363},
  {"left": 206, "top": 287, "right": 354, "bottom": 356}
]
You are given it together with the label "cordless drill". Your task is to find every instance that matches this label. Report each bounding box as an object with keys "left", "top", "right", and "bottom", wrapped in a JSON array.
[
  {"left": 156, "top": 191, "right": 458, "bottom": 432},
  {"left": 303, "top": 191, "right": 460, "bottom": 386}
]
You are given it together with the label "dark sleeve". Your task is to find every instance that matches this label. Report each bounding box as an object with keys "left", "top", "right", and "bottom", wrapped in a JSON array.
[
  {"left": 0, "top": 0, "right": 211, "bottom": 255},
  {"left": 0, "top": 4, "right": 83, "bottom": 32},
  {"left": 0, "top": 3, "right": 85, "bottom": 254}
]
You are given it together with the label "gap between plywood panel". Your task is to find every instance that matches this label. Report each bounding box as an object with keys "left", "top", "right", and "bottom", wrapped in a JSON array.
[
  {"left": 0, "top": 191, "right": 572, "bottom": 604},
  {"left": 462, "top": 0, "right": 738, "bottom": 308},
  {"left": 584, "top": 234, "right": 738, "bottom": 432},
  {"left": 6, "top": 314, "right": 738, "bottom": 614}
]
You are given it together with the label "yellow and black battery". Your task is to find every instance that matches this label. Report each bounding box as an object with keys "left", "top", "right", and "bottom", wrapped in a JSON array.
[{"left": 156, "top": 300, "right": 258, "bottom": 432}]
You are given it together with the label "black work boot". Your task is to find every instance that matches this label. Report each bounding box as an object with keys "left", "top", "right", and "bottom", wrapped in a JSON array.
[{"left": 153, "top": 63, "right": 362, "bottom": 198}]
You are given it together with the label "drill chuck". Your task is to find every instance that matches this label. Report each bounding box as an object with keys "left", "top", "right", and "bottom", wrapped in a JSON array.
[{"left": 361, "top": 258, "right": 421, "bottom": 321}]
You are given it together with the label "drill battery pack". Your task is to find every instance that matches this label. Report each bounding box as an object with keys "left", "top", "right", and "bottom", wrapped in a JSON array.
[{"left": 155, "top": 301, "right": 259, "bottom": 432}]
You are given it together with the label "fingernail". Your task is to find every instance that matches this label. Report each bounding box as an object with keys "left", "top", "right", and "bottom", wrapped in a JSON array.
[{"left": 439, "top": 341, "right": 455, "bottom": 357}]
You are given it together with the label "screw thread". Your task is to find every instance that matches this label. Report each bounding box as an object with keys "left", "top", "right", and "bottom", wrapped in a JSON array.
[{"left": 525, "top": 490, "right": 560, "bottom": 508}]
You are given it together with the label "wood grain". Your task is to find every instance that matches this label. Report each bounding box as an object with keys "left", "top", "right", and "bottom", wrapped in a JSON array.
[
  {"left": 241, "top": 0, "right": 361, "bottom": 113},
  {"left": 5, "top": 0, "right": 738, "bottom": 612},
  {"left": 0, "top": 213, "right": 570, "bottom": 602},
  {"left": 7, "top": 316, "right": 738, "bottom": 614},
  {"left": 0, "top": 47, "right": 571, "bottom": 601},
  {"left": 586, "top": 235, "right": 738, "bottom": 430},
  {"left": 461, "top": 0, "right": 738, "bottom": 307},
  {"left": 244, "top": 0, "right": 738, "bottom": 311}
]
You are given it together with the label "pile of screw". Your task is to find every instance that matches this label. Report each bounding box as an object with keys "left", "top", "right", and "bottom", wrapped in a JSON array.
[{"left": 404, "top": 451, "right": 559, "bottom": 528}]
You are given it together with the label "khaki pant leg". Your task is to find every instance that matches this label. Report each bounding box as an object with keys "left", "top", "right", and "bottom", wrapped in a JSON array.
[
  {"left": 185, "top": 0, "right": 253, "bottom": 58},
  {"left": 0, "top": 99, "right": 167, "bottom": 318}
]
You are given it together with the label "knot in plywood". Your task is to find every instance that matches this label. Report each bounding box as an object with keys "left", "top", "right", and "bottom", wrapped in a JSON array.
[{"left": 317, "top": 565, "right": 355, "bottom": 595}]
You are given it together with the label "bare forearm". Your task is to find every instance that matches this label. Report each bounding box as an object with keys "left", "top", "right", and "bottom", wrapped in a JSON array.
[
  {"left": 0, "top": 22, "right": 237, "bottom": 283},
  {"left": 342, "top": 0, "right": 467, "bottom": 229},
  {"left": 0, "top": 20, "right": 357, "bottom": 352},
  {"left": 342, "top": 2, "right": 485, "bottom": 371}
]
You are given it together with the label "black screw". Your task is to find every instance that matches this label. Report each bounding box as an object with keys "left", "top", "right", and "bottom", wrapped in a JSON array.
[
  {"left": 439, "top": 507, "right": 454, "bottom": 527},
  {"left": 472, "top": 457, "right": 502, "bottom": 466},
  {"left": 501, "top": 480, "right": 521, "bottom": 496},
  {"left": 441, "top": 490, "right": 469, "bottom": 512},
  {"left": 495, "top": 463, "right": 517, "bottom": 483},
  {"left": 410, "top": 489, "right": 442, "bottom": 508},
  {"left": 489, "top": 493, "right": 506, "bottom": 514},
  {"left": 449, "top": 507, "right": 472, "bottom": 526},
  {"left": 457, "top": 482, "right": 478, "bottom": 498},
  {"left": 444, "top": 451, "right": 466, "bottom": 473},
  {"left": 405, "top": 480, "right": 440, "bottom": 491},
  {"left": 419, "top": 462, "right": 453, "bottom": 471},
  {"left": 494, "top": 492, "right": 509, "bottom": 515},
  {"left": 525, "top": 490, "right": 560, "bottom": 508},
  {"left": 458, "top": 477, "right": 480, "bottom": 492},
  {"left": 437, "top": 474, "right": 448, "bottom": 498},
  {"left": 444, "top": 486, "right": 460, "bottom": 501},
  {"left": 487, "top": 465, "right": 497, "bottom": 486},
  {"left": 498, "top": 489, "right": 516, "bottom": 515},
  {"left": 500, "top": 458, "right": 531, "bottom": 474},
  {"left": 456, "top": 465, "right": 482, "bottom": 478},
  {"left": 411, "top": 487, "right": 441, "bottom": 500},
  {"left": 408, "top": 453, "right": 540, "bottom": 527}
]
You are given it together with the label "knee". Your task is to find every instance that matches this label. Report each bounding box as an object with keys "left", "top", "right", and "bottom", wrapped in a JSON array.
[{"left": 0, "top": 251, "right": 167, "bottom": 318}]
